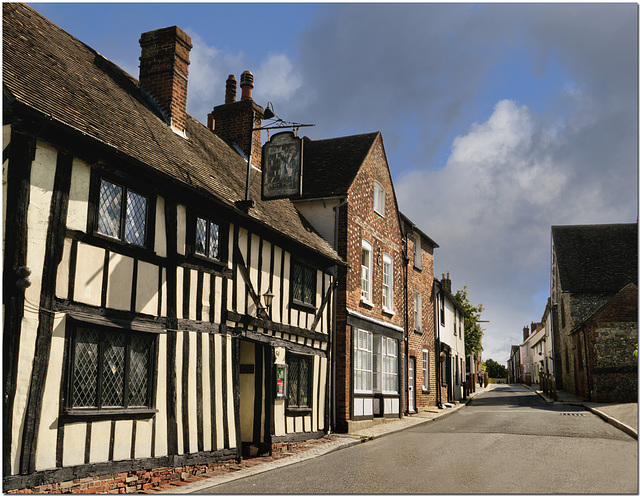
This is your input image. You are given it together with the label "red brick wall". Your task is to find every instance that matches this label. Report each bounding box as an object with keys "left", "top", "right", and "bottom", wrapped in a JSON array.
[
  {"left": 405, "top": 232, "right": 438, "bottom": 409},
  {"left": 334, "top": 134, "right": 405, "bottom": 429}
]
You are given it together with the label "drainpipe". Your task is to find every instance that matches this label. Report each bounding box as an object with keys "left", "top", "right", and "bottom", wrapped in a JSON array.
[
  {"left": 581, "top": 327, "right": 592, "bottom": 401},
  {"left": 331, "top": 196, "right": 348, "bottom": 432}
]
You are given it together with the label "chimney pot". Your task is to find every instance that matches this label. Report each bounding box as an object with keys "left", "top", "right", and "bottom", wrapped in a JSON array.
[
  {"left": 225, "top": 74, "right": 237, "bottom": 104},
  {"left": 240, "top": 70, "right": 254, "bottom": 100}
]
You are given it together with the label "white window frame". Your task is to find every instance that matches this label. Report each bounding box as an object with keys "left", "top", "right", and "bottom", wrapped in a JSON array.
[
  {"left": 373, "top": 181, "right": 385, "bottom": 216},
  {"left": 454, "top": 309, "right": 457, "bottom": 336},
  {"left": 382, "top": 254, "right": 393, "bottom": 313},
  {"left": 361, "top": 240, "right": 373, "bottom": 305},
  {"left": 414, "top": 291, "right": 422, "bottom": 332},
  {"left": 413, "top": 234, "right": 421, "bottom": 269},
  {"left": 381, "top": 336, "right": 398, "bottom": 393},
  {"left": 354, "top": 329, "right": 373, "bottom": 393},
  {"left": 422, "top": 349, "right": 429, "bottom": 391}
]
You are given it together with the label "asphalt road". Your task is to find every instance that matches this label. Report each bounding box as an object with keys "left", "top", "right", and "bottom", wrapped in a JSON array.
[{"left": 196, "top": 384, "right": 638, "bottom": 494}]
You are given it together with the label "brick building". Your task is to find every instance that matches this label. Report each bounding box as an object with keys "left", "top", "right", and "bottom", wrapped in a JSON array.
[
  {"left": 400, "top": 214, "right": 439, "bottom": 411},
  {"left": 551, "top": 223, "right": 637, "bottom": 399},
  {"left": 293, "top": 132, "right": 409, "bottom": 432}
]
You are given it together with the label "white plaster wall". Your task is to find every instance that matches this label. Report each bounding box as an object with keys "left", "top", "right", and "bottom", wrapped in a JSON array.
[
  {"left": 136, "top": 261, "right": 159, "bottom": 315},
  {"left": 188, "top": 269, "right": 197, "bottom": 321},
  {"left": 154, "top": 196, "right": 167, "bottom": 258},
  {"left": 112, "top": 420, "right": 133, "bottom": 461},
  {"left": 293, "top": 199, "right": 340, "bottom": 247},
  {"left": 213, "top": 276, "right": 222, "bottom": 323},
  {"left": 281, "top": 252, "right": 290, "bottom": 325},
  {"left": 175, "top": 331, "right": 184, "bottom": 454},
  {"left": 225, "top": 335, "right": 236, "bottom": 448},
  {"left": 35, "top": 313, "right": 66, "bottom": 471},
  {"left": 154, "top": 333, "right": 168, "bottom": 457},
  {"left": 11, "top": 142, "right": 57, "bottom": 474},
  {"left": 66, "top": 158, "right": 91, "bottom": 232},
  {"left": 55, "top": 238, "right": 72, "bottom": 299},
  {"left": 106, "top": 252, "right": 133, "bottom": 311},
  {"left": 63, "top": 422, "right": 86, "bottom": 467},
  {"left": 176, "top": 204, "right": 186, "bottom": 256},
  {"left": 272, "top": 246, "right": 283, "bottom": 324},
  {"left": 201, "top": 333, "right": 212, "bottom": 452},
  {"left": 214, "top": 334, "right": 225, "bottom": 450},
  {"left": 74, "top": 242, "right": 104, "bottom": 307},
  {"left": 176, "top": 267, "right": 184, "bottom": 320},
  {"left": 88, "top": 420, "right": 111, "bottom": 464},
  {"left": 135, "top": 418, "right": 153, "bottom": 459},
  {"left": 188, "top": 332, "right": 198, "bottom": 452}
]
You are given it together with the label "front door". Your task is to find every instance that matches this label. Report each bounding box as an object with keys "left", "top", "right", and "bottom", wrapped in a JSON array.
[
  {"left": 408, "top": 357, "right": 416, "bottom": 412},
  {"left": 238, "top": 339, "right": 270, "bottom": 456}
]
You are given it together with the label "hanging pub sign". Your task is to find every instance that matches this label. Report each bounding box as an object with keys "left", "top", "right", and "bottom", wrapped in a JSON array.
[
  {"left": 275, "top": 364, "right": 288, "bottom": 398},
  {"left": 262, "top": 131, "right": 303, "bottom": 200}
]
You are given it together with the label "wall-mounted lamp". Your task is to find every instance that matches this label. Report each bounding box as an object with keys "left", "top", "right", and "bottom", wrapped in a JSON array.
[{"left": 262, "top": 289, "right": 274, "bottom": 318}]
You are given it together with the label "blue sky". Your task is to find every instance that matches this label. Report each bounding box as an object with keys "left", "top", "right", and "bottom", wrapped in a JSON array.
[{"left": 29, "top": 2, "right": 638, "bottom": 365}]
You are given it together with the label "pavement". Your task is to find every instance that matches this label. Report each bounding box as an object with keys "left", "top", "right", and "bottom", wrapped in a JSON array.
[{"left": 150, "top": 383, "right": 637, "bottom": 494}]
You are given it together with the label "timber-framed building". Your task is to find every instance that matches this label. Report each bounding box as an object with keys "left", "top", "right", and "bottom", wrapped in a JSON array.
[{"left": 3, "top": 4, "right": 342, "bottom": 491}]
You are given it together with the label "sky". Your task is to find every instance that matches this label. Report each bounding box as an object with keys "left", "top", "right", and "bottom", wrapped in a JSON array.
[{"left": 29, "top": 2, "right": 638, "bottom": 365}]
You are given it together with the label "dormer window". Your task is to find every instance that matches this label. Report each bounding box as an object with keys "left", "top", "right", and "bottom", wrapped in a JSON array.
[
  {"left": 373, "top": 181, "right": 385, "bottom": 216},
  {"left": 97, "top": 178, "right": 148, "bottom": 247}
]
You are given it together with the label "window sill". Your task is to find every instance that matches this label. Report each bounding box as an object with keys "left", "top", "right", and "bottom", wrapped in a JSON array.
[
  {"left": 360, "top": 299, "right": 374, "bottom": 309},
  {"left": 286, "top": 406, "right": 312, "bottom": 416},
  {"left": 414, "top": 328, "right": 423, "bottom": 335},
  {"left": 291, "top": 300, "right": 317, "bottom": 313},
  {"left": 382, "top": 308, "right": 395, "bottom": 317},
  {"left": 63, "top": 407, "right": 158, "bottom": 420}
]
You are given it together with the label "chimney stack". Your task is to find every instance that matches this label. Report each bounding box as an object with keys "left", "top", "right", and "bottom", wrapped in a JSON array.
[
  {"left": 523, "top": 325, "right": 530, "bottom": 341},
  {"left": 209, "top": 71, "right": 264, "bottom": 170},
  {"left": 139, "top": 26, "right": 192, "bottom": 135},
  {"left": 441, "top": 273, "right": 452, "bottom": 293}
]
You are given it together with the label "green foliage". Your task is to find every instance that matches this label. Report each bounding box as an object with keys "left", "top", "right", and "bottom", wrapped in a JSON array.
[
  {"left": 454, "top": 286, "right": 485, "bottom": 356},
  {"left": 484, "top": 359, "right": 508, "bottom": 378}
]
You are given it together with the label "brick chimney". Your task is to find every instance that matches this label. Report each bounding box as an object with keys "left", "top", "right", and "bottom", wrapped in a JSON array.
[
  {"left": 523, "top": 325, "right": 530, "bottom": 341},
  {"left": 441, "top": 272, "right": 452, "bottom": 293},
  {"left": 139, "top": 26, "right": 192, "bottom": 135},
  {"left": 208, "top": 71, "right": 264, "bottom": 170}
]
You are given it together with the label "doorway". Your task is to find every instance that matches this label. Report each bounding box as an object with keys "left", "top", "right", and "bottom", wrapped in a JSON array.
[{"left": 408, "top": 357, "right": 416, "bottom": 413}]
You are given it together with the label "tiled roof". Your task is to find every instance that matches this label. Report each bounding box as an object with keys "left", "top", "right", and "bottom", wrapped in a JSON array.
[
  {"left": 2, "top": 3, "right": 340, "bottom": 263},
  {"left": 299, "top": 132, "right": 380, "bottom": 199},
  {"left": 552, "top": 223, "right": 638, "bottom": 293}
]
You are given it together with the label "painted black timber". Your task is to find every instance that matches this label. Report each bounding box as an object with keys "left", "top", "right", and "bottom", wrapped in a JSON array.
[
  {"left": 130, "top": 259, "right": 139, "bottom": 312},
  {"left": 164, "top": 200, "right": 179, "bottom": 455},
  {"left": 226, "top": 311, "right": 329, "bottom": 343},
  {"left": 19, "top": 150, "right": 72, "bottom": 475},
  {"left": 233, "top": 236, "right": 262, "bottom": 315},
  {"left": 232, "top": 337, "right": 242, "bottom": 459},
  {"left": 309, "top": 281, "right": 333, "bottom": 333},
  {"left": 183, "top": 266, "right": 190, "bottom": 320},
  {"left": 196, "top": 271, "right": 204, "bottom": 322},
  {"left": 253, "top": 344, "right": 263, "bottom": 444},
  {"left": 100, "top": 249, "right": 109, "bottom": 308},
  {"left": 2, "top": 131, "right": 34, "bottom": 477},
  {"left": 67, "top": 239, "right": 78, "bottom": 301}
]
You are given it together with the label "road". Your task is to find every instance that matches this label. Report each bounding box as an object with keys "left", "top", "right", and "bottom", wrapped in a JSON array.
[{"left": 195, "top": 384, "right": 638, "bottom": 494}]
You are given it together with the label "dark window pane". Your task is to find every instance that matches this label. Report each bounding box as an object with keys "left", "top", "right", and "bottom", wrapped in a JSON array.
[
  {"left": 195, "top": 217, "right": 207, "bottom": 256},
  {"left": 288, "top": 358, "right": 299, "bottom": 405},
  {"left": 101, "top": 332, "right": 126, "bottom": 407},
  {"left": 124, "top": 190, "right": 147, "bottom": 246},
  {"left": 293, "top": 264, "right": 303, "bottom": 302},
  {"left": 129, "top": 334, "right": 150, "bottom": 406},
  {"left": 303, "top": 267, "right": 314, "bottom": 304},
  {"left": 299, "top": 358, "right": 310, "bottom": 406},
  {"left": 72, "top": 328, "right": 100, "bottom": 407},
  {"left": 97, "top": 180, "right": 122, "bottom": 239},
  {"left": 208, "top": 222, "right": 220, "bottom": 259}
]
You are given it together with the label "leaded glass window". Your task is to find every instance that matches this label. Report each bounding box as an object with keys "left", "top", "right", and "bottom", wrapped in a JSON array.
[
  {"left": 287, "top": 354, "right": 311, "bottom": 409},
  {"left": 195, "top": 216, "right": 220, "bottom": 260},
  {"left": 292, "top": 263, "right": 315, "bottom": 306},
  {"left": 69, "top": 326, "right": 153, "bottom": 410},
  {"left": 97, "top": 179, "right": 147, "bottom": 247}
]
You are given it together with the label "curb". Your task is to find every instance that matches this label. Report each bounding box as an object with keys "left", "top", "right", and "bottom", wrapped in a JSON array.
[{"left": 534, "top": 390, "right": 638, "bottom": 440}]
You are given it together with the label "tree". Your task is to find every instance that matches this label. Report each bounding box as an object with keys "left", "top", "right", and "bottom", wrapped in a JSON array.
[
  {"left": 454, "top": 286, "right": 485, "bottom": 357},
  {"left": 484, "top": 359, "right": 508, "bottom": 379}
]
